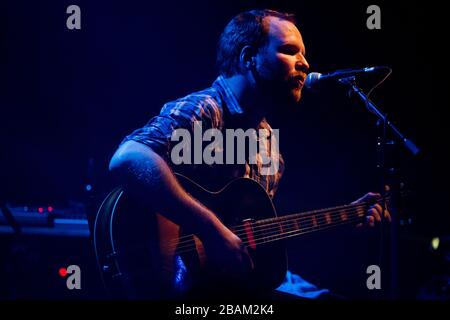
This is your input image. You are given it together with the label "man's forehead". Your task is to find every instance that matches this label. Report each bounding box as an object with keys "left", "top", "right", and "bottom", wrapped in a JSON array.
[{"left": 265, "top": 16, "right": 303, "bottom": 45}]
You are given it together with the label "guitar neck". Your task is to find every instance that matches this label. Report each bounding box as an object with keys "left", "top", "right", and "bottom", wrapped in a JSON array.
[{"left": 245, "top": 202, "right": 369, "bottom": 247}]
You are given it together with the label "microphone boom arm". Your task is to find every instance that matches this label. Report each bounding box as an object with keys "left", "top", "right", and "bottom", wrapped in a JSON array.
[{"left": 340, "top": 77, "right": 420, "bottom": 156}]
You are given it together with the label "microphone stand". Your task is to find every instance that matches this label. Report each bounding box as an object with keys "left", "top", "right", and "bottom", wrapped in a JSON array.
[{"left": 339, "top": 77, "right": 420, "bottom": 299}]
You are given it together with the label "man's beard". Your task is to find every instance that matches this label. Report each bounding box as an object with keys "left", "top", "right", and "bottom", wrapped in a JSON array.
[{"left": 256, "top": 76, "right": 303, "bottom": 115}]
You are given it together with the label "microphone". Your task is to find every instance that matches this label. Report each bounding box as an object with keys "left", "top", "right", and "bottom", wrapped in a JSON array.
[{"left": 305, "top": 66, "right": 386, "bottom": 89}]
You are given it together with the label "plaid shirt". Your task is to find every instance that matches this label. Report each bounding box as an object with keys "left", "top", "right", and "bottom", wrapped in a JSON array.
[{"left": 122, "top": 75, "right": 284, "bottom": 199}]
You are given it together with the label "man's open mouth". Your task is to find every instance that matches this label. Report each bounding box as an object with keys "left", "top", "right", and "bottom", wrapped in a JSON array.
[{"left": 291, "top": 76, "right": 304, "bottom": 88}]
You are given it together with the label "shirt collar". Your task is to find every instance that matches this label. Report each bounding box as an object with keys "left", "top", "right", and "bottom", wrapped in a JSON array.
[{"left": 213, "top": 75, "right": 244, "bottom": 115}]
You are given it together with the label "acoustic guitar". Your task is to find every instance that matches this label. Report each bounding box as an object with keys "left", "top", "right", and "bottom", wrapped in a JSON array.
[{"left": 94, "top": 173, "right": 385, "bottom": 299}]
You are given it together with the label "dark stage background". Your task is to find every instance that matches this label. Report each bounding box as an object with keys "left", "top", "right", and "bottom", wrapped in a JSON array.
[{"left": 0, "top": 0, "right": 447, "bottom": 300}]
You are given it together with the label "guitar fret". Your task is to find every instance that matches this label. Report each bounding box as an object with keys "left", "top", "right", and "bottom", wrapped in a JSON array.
[
  {"left": 294, "top": 216, "right": 309, "bottom": 230},
  {"left": 293, "top": 219, "right": 300, "bottom": 230},
  {"left": 268, "top": 217, "right": 301, "bottom": 237},
  {"left": 285, "top": 219, "right": 299, "bottom": 232},
  {"left": 356, "top": 206, "right": 365, "bottom": 217},
  {"left": 311, "top": 215, "right": 318, "bottom": 227},
  {"left": 324, "top": 212, "right": 332, "bottom": 224}
]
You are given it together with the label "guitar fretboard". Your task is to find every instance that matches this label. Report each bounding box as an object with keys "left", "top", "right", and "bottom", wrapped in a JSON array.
[
  {"left": 242, "top": 202, "right": 368, "bottom": 246},
  {"left": 174, "top": 200, "right": 384, "bottom": 255}
]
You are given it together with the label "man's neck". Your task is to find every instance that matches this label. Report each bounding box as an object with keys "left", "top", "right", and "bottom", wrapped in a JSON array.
[{"left": 222, "top": 75, "right": 269, "bottom": 128}]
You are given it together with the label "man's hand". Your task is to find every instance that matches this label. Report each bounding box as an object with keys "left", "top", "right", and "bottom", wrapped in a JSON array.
[
  {"left": 352, "top": 191, "right": 391, "bottom": 227},
  {"left": 202, "top": 227, "right": 254, "bottom": 278}
]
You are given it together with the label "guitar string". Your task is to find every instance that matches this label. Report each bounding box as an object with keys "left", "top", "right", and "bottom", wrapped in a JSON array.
[
  {"left": 238, "top": 215, "right": 366, "bottom": 248},
  {"left": 174, "top": 208, "right": 365, "bottom": 253},
  {"left": 169, "top": 204, "right": 366, "bottom": 251},
  {"left": 169, "top": 198, "right": 388, "bottom": 250},
  {"left": 240, "top": 196, "right": 388, "bottom": 237},
  {"left": 171, "top": 204, "right": 380, "bottom": 253},
  {"left": 168, "top": 200, "right": 378, "bottom": 248},
  {"left": 160, "top": 215, "right": 366, "bottom": 273},
  {"left": 248, "top": 215, "right": 366, "bottom": 246},
  {"left": 248, "top": 195, "right": 389, "bottom": 239},
  {"left": 169, "top": 196, "right": 389, "bottom": 247},
  {"left": 223, "top": 194, "right": 388, "bottom": 231},
  {"left": 174, "top": 214, "right": 366, "bottom": 256},
  {"left": 172, "top": 207, "right": 369, "bottom": 254},
  {"left": 242, "top": 211, "right": 363, "bottom": 239}
]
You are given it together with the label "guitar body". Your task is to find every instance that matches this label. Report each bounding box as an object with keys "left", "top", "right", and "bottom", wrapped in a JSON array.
[{"left": 94, "top": 174, "right": 287, "bottom": 299}]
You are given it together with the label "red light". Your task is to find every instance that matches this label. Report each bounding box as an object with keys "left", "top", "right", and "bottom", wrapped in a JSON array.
[
  {"left": 48, "top": 206, "right": 53, "bottom": 212},
  {"left": 58, "top": 267, "right": 67, "bottom": 277},
  {"left": 38, "top": 207, "right": 44, "bottom": 213}
]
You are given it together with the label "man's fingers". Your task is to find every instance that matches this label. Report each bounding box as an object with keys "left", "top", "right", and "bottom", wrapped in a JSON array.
[
  {"left": 375, "top": 203, "right": 392, "bottom": 222},
  {"left": 373, "top": 203, "right": 382, "bottom": 213},
  {"left": 353, "top": 189, "right": 393, "bottom": 228},
  {"left": 368, "top": 207, "right": 381, "bottom": 222},
  {"left": 384, "top": 208, "right": 392, "bottom": 222},
  {"left": 366, "top": 215, "right": 375, "bottom": 227}
]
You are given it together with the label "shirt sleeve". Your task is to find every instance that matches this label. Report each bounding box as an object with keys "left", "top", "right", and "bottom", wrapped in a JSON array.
[{"left": 121, "top": 97, "right": 222, "bottom": 162}]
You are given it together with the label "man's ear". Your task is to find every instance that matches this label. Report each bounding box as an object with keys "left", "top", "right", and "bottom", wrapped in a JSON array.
[{"left": 239, "top": 45, "right": 257, "bottom": 71}]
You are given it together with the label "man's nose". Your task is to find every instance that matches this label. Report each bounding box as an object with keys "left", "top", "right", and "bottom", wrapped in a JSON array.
[{"left": 295, "top": 54, "right": 309, "bottom": 72}]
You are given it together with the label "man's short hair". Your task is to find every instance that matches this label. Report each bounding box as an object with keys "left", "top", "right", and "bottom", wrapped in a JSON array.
[{"left": 216, "top": 9, "right": 296, "bottom": 77}]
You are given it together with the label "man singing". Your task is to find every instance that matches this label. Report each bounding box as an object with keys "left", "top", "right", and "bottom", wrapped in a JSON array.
[{"left": 108, "top": 9, "right": 389, "bottom": 299}]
